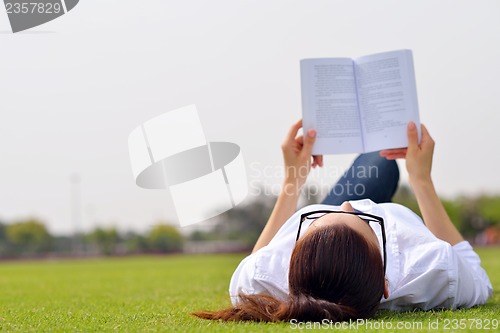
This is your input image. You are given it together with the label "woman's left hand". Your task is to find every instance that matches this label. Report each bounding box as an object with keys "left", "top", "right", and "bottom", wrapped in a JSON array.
[{"left": 281, "top": 119, "right": 323, "bottom": 189}]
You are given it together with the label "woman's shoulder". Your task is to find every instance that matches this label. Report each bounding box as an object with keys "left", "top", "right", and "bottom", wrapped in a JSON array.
[
  {"left": 229, "top": 245, "right": 291, "bottom": 305},
  {"left": 347, "top": 199, "right": 422, "bottom": 223},
  {"left": 375, "top": 202, "right": 425, "bottom": 226},
  {"left": 375, "top": 201, "right": 420, "bottom": 216}
]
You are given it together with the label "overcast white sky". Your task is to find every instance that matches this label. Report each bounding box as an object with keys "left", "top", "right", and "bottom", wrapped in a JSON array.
[{"left": 1, "top": 0, "right": 499, "bottom": 235}]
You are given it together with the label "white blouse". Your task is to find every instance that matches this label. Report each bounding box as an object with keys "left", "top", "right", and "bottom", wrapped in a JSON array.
[{"left": 229, "top": 199, "right": 493, "bottom": 311}]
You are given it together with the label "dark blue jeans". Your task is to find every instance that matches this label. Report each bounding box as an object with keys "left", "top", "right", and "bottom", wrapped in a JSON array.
[{"left": 321, "top": 151, "right": 400, "bottom": 205}]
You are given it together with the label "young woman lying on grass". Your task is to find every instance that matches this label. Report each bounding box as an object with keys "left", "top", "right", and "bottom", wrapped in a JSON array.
[{"left": 194, "top": 120, "right": 493, "bottom": 322}]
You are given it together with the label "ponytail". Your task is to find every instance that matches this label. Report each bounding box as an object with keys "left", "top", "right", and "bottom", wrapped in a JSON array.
[
  {"left": 193, "top": 292, "right": 357, "bottom": 322},
  {"left": 193, "top": 293, "right": 280, "bottom": 322},
  {"left": 280, "top": 293, "right": 357, "bottom": 322}
]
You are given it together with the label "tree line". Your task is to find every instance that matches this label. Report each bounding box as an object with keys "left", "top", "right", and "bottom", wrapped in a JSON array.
[
  {"left": 0, "top": 221, "right": 184, "bottom": 258},
  {"left": 1, "top": 186, "right": 499, "bottom": 258}
]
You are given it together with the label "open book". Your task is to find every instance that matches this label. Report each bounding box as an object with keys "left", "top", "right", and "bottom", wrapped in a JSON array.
[{"left": 300, "top": 50, "right": 421, "bottom": 155}]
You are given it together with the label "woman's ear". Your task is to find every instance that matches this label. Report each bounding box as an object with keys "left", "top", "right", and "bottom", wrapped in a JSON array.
[{"left": 383, "top": 278, "right": 389, "bottom": 299}]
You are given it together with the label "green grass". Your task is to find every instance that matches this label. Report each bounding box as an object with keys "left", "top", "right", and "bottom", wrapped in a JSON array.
[{"left": 0, "top": 248, "right": 498, "bottom": 332}]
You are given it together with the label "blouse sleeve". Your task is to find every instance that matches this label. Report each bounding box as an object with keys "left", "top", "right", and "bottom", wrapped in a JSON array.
[
  {"left": 228, "top": 251, "right": 288, "bottom": 306},
  {"left": 229, "top": 253, "right": 261, "bottom": 305},
  {"left": 453, "top": 241, "right": 493, "bottom": 308}
]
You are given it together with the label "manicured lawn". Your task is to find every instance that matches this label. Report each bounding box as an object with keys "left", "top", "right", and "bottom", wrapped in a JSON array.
[{"left": 0, "top": 248, "right": 498, "bottom": 332}]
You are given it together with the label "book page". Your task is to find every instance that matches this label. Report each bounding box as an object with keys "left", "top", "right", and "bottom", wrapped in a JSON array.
[
  {"left": 354, "top": 50, "right": 420, "bottom": 152},
  {"left": 300, "top": 58, "right": 364, "bottom": 155}
]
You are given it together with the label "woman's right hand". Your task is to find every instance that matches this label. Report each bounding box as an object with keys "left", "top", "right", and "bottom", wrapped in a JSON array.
[
  {"left": 379, "top": 122, "right": 435, "bottom": 184},
  {"left": 281, "top": 119, "right": 323, "bottom": 189}
]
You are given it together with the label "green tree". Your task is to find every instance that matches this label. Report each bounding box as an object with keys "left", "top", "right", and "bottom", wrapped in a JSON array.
[
  {"left": 393, "top": 184, "right": 421, "bottom": 217},
  {"left": 147, "top": 224, "right": 184, "bottom": 253},
  {"left": 123, "top": 231, "right": 149, "bottom": 253},
  {"left": 476, "top": 195, "right": 500, "bottom": 226},
  {"left": 210, "top": 195, "right": 275, "bottom": 247},
  {"left": 188, "top": 230, "right": 215, "bottom": 241},
  {"left": 0, "top": 222, "right": 7, "bottom": 256},
  {"left": 86, "top": 227, "right": 120, "bottom": 255},
  {"left": 6, "top": 219, "right": 52, "bottom": 254},
  {"left": 456, "top": 196, "right": 492, "bottom": 237},
  {"left": 441, "top": 199, "right": 462, "bottom": 229}
]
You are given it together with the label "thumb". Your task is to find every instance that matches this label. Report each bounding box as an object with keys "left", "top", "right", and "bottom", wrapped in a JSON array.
[
  {"left": 407, "top": 121, "right": 419, "bottom": 151},
  {"left": 301, "top": 129, "right": 316, "bottom": 156}
]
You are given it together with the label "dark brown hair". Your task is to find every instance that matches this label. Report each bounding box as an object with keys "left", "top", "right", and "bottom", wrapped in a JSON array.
[{"left": 193, "top": 224, "right": 385, "bottom": 322}]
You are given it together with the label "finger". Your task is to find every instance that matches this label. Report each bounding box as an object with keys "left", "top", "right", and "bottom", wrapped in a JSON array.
[
  {"left": 383, "top": 153, "right": 406, "bottom": 160},
  {"left": 421, "top": 124, "right": 430, "bottom": 137},
  {"left": 300, "top": 129, "right": 316, "bottom": 157},
  {"left": 314, "top": 155, "right": 323, "bottom": 167},
  {"left": 407, "top": 121, "right": 419, "bottom": 151},
  {"left": 292, "top": 135, "right": 304, "bottom": 153},
  {"left": 285, "top": 119, "right": 303, "bottom": 145},
  {"left": 420, "top": 124, "right": 434, "bottom": 145},
  {"left": 312, "top": 155, "right": 323, "bottom": 168},
  {"left": 380, "top": 148, "right": 407, "bottom": 156},
  {"left": 379, "top": 151, "right": 389, "bottom": 157},
  {"left": 381, "top": 151, "right": 407, "bottom": 159}
]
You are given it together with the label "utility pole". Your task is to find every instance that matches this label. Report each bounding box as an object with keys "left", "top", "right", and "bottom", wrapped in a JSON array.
[{"left": 70, "top": 173, "right": 82, "bottom": 255}]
